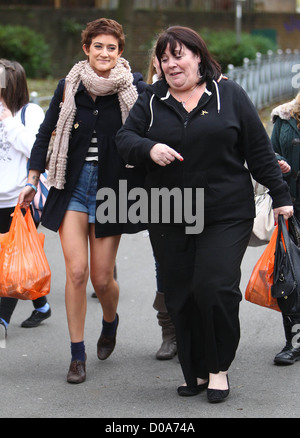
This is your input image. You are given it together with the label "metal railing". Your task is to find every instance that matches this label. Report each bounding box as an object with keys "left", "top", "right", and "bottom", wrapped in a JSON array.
[{"left": 226, "top": 49, "right": 300, "bottom": 109}]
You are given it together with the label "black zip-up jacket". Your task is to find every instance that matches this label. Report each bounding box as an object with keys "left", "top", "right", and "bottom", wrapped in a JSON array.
[{"left": 116, "top": 77, "right": 292, "bottom": 226}]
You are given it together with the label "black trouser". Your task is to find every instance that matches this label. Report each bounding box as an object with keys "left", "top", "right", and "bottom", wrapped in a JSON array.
[
  {"left": 149, "top": 219, "right": 253, "bottom": 387},
  {"left": 0, "top": 206, "right": 47, "bottom": 324}
]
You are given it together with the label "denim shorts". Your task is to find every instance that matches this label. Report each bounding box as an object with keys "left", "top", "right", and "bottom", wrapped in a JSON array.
[{"left": 67, "top": 161, "right": 98, "bottom": 223}]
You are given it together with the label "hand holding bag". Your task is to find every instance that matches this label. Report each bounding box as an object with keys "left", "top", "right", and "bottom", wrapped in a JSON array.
[
  {"left": 0, "top": 204, "right": 51, "bottom": 300},
  {"left": 271, "top": 215, "right": 300, "bottom": 314}
]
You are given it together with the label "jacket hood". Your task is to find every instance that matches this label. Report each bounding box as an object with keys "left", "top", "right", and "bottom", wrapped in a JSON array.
[
  {"left": 147, "top": 75, "right": 224, "bottom": 114},
  {"left": 271, "top": 98, "right": 296, "bottom": 122}
]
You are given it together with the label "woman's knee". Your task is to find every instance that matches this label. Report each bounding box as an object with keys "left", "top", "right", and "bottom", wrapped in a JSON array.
[
  {"left": 91, "top": 270, "right": 116, "bottom": 296},
  {"left": 67, "top": 263, "right": 89, "bottom": 288}
]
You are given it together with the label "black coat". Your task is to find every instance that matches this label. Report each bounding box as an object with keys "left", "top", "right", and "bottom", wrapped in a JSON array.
[
  {"left": 29, "top": 77, "right": 146, "bottom": 237},
  {"left": 116, "top": 78, "right": 292, "bottom": 227}
]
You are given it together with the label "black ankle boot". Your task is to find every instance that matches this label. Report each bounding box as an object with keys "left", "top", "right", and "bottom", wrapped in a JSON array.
[
  {"left": 274, "top": 343, "right": 300, "bottom": 364},
  {"left": 274, "top": 315, "right": 300, "bottom": 365}
]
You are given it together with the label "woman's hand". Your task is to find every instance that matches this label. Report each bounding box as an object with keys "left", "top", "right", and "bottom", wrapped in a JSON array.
[
  {"left": 273, "top": 205, "right": 294, "bottom": 224},
  {"left": 150, "top": 143, "right": 183, "bottom": 166},
  {"left": 278, "top": 160, "right": 291, "bottom": 174},
  {"left": 18, "top": 185, "right": 36, "bottom": 209},
  {"left": 0, "top": 106, "right": 12, "bottom": 120},
  {"left": 18, "top": 170, "right": 41, "bottom": 208}
]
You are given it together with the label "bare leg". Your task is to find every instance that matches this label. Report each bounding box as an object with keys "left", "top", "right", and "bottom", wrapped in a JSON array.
[
  {"left": 89, "top": 225, "right": 121, "bottom": 322},
  {"left": 59, "top": 210, "right": 89, "bottom": 343}
]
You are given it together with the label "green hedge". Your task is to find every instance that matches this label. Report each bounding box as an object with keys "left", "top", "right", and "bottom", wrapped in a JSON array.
[
  {"left": 199, "top": 30, "right": 277, "bottom": 72},
  {"left": 0, "top": 25, "right": 51, "bottom": 78}
]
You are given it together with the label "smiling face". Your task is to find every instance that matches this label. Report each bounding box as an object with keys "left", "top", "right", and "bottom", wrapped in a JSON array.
[
  {"left": 160, "top": 43, "right": 201, "bottom": 91},
  {"left": 82, "top": 34, "right": 122, "bottom": 78}
]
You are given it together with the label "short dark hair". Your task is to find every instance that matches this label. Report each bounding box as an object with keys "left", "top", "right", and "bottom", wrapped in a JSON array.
[
  {"left": 81, "top": 18, "right": 125, "bottom": 53},
  {"left": 155, "top": 26, "right": 221, "bottom": 84},
  {"left": 0, "top": 59, "right": 29, "bottom": 115}
]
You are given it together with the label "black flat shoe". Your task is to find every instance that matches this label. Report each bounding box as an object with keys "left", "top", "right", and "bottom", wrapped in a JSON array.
[
  {"left": 207, "top": 375, "right": 230, "bottom": 403},
  {"left": 21, "top": 308, "right": 51, "bottom": 328},
  {"left": 177, "top": 381, "right": 208, "bottom": 397}
]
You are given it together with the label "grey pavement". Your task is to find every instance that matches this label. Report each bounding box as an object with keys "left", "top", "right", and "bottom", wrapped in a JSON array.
[{"left": 0, "top": 226, "right": 299, "bottom": 420}]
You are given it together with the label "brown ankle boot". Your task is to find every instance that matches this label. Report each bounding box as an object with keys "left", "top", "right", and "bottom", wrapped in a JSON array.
[{"left": 153, "top": 292, "right": 177, "bottom": 360}]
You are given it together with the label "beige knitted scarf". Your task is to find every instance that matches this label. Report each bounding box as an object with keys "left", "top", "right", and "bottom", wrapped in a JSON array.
[{"left": 47, "top": 58, "right": 138, "bottom": 189}]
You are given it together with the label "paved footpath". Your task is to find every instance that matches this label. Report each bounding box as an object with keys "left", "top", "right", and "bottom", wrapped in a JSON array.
[{"left": 0, "top": 226, "right": 299, "bottom": 421}]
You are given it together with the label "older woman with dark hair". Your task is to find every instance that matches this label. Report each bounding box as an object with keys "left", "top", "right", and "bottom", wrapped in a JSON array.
[
  {"left": 117, "top": 25, "right": 293, "bottom": 403},
  {"left": 19, "top": 18, "right": 145, "bottom": 384}
]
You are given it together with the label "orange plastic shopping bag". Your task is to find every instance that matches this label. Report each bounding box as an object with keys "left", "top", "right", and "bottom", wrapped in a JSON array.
[
  {"left": 0, "top": 204, "right": 51, "bottom": 300},
  {"left": 245, "top": 225, "right": 281, "bottom": 312}
]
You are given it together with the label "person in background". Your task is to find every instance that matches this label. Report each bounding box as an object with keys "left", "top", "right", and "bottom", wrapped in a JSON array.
[
  {"left": 271, "top": 93, "right": 300, "bottom": 365},
  {"left": 0, "top": 59, "right": 51, "bottom": 344},
  {"left": 146, "top": 46, "right": 177, "bottom": 360},
  {"left": 117, "top": 26, "right": 293, "bottom": 403},
  {"left": 146, "top": 48, "right": 161, "bottom": 84},
  {"left": 18, "top": 18, "right": 146, "bottom": 384}
]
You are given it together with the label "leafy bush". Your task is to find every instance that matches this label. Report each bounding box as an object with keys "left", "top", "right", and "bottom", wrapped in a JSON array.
[
  {"left": 199, "top": 29, "right": 277, "bottom": 72},
  {"left": 0, "top": 25, "right": 51, "bottom": 78}
]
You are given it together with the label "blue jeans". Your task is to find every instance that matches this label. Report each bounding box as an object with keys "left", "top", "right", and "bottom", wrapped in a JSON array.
[{"left": 67, "top": 161, "right": 98, "bottom": 223}]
